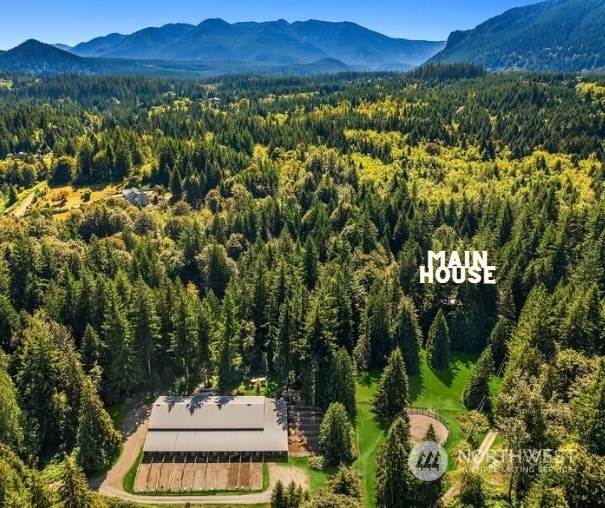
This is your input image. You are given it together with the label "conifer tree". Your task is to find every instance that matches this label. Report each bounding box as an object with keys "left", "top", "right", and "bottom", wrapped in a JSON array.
[
  {"left": 560, "top": 284, "right": 602, "bottom": 354},
  {"left": 363, "top": 279, "right": 391, "bottom": 368},
  {"left": 80, "top": 325, "right": 100, "bottom": 373},
  {"left": 487, "top": 316, "right": 513, "bottom": 367},
  {"left": 306, "top": 297, "right": 335, "bottom": 410},
  {"left": 327, "top": 466, "right": 362, "bottom": 500},
  {"left": 0, "top": 353, "right": 24, "bottom": 455},
  {"left": 102, "top": 285, "right": 141, "bottom": 399},
  {"left": 271, "top": 480, "right": 286, "bottom": 508},
  {"left": 16, "top": 319, "right": 62, "bottom": 457},
  {"left": 329, "top": 348, "right": 356, "bottom": 420},
  {"left": 330, "top": 264, "right": 355, "bottom": 353},
  {"left": 515, "top": 284, "right": 556, "bottom": 361},
  {"left": 373, "top": 348, "right": 409, "bottom": 420},
  {"left": 393, "top": 297, "right": 421, "bottom": 375},
  {"left": 169, "top": 169, "right": 183, "bottom": 204},
  {"left": 302, "top": 237, "right": 319, "bottom": 289},
  {"left": 75, "top": 378, "right": 121, "bottom": 473},
  {"left": 130, "top": 278, "right": 161, "bottom": 377},
  {"left": 583, "top": 363, "right": 605, "bottom": 456},
  {"left": 458, "top": 471, "right": 486, "bottom": 507},
  {"left": 375, "top": 417, "right": 413, "bottom": 508},
  {"left": 463, "top": 346, "right": 495, "bottom": 411},
  {"left": 170, "top": 283, "right": 199, "bottom": 388},
  {"left": 353, "top": 334, "right": 371, "bottom": 372},
  {"left": 0, "top": 295, "right": 19, "bottom": 353},
  {"left": 319, "top": 402, "right": 357, "bottom": 466},
  {"left": 59, "top": 454, "right": 94, "bottom": 508},
  {"left": 274, "top": 296, "right": 295, "bottom": 388},
  {"left": 217, "top": 286, "right": 242, "bottom": 393},
  {"left": 427, "top": 309, "right": 451, "bottom": 370}
]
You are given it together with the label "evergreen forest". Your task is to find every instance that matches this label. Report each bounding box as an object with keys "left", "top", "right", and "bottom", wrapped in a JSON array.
[{"left": 0, "top": 64, "right": 604, "bottom": 506}]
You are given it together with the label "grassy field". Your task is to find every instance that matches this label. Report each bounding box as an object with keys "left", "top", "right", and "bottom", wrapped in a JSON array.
[
  {"left": 409, "top": 350, "right": 479, "bottom": 449},
  {"left": 354, "top": 350, "right": 480, "bottom": 508},
  {"left": 31, "top": 183, "right": 119, "bottom": 217},
  {"left": 354, "top": 370, "right": 385, "bottom": 508}
]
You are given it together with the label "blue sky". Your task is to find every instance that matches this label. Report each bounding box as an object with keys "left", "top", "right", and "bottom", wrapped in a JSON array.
[{"left": 0, "top": 0, "right": 542, "bottom": 50}]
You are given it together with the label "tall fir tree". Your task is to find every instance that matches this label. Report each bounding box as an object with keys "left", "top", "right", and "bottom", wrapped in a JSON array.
[
  {"left": 487, "top": 316, "right": 513, "bottom": 368},
  {"left": 375, "top": 417, "right": 413, "bottom": 508},
  {"left": 170, "top": 282, "right": 199, "bottom": 389},
  {"left": 0, "top": 352, "right": 25, "bottom": 455},
  {"left": 80, "top": 325, "right": 101, "bottom": 373},
  {"left": 463, "top": 346, "right": 494, "bottom": 411},
  {"left": 372, "top": 348, "right": 409, "bottom": 420},
  {"left": 59, "top": 454, "right": 94, "bottom": 508},
  {"left": 217, "top": 285, "right": 242, "bottom": 393},
  {"left": 393, "top": 297, "right": 421, "bottom": 375},
  {"left": 582, "top": 362, "right": 605, "bottom": 456},
  {"left": 319, "top": 402, "right": 358, "bottom": 466},
  {"left": 363, "top": 279, "right": 391, "bottom": 369},
  {"left": 75, "top": 377, "right": 121, "bottom": 473},
  {"left": 102, "top": 285, "right": 141, "bottom": 400},
  {"left": 426, "top": 309, "right": 451, "bottom": 371},
  {"left": 130, "top": 278, "right": 161, "bottom": 378},
  {"left": 328, "top": 348, "right": 356, "bottom": 421}
]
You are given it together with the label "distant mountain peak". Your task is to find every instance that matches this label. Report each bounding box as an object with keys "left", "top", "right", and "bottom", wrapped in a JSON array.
[
  {"left": 61, "top": 19, "right": 444, "bottom": 69},
  {"left": 430, "top": 0, "right": 605, "bottom": 71}
]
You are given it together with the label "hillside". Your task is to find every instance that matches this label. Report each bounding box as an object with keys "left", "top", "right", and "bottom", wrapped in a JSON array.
[
  {"left": 0, "top": 39, "right": 353, "bottom": 76},
  {"left": 430, "top": 0, "right": 605, "bottom": 71},
  {"left": 0, "top": 40, "right": 95, "bottom": 74},
  {"left": 67, "top": 18, "right": 445, "bottom": 70}
]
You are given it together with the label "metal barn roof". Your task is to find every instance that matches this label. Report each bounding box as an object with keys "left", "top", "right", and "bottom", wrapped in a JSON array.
[
  {"left": 143, "top": 396, "right": 288, "bottom": 454},
  {"left": 148, "top": 396, "right": 266, "bottom": 431}
]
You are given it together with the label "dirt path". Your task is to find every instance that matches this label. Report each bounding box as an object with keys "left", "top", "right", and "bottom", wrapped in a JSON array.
[
  {"left": 91, "top": 400, "right": 308, "bottom": 505},
  {"left": 440, "top": 431, "right": 498, "bottom": 505},
  {"left": 89, "top": 398, "right": 151, "bottom": 492},
  {"left": 12, "top": 191, "right": 35, "bottom": 217}
]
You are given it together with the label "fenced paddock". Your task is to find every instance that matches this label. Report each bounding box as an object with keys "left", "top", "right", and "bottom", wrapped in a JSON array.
[
  {"left": 404, "top": 408, "right": 449, "bottom": 445},
  {"left": 133, "top": 454, "right": 264, "bottom": 494}
]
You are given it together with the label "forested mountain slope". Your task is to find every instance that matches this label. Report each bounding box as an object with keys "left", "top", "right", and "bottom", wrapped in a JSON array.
[{"left": 430, "top": 0, "right": 605, "bottom": 71}]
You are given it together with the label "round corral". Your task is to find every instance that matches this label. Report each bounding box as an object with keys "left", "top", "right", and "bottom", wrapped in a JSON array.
[{"left": 405, "top": 408, "right": 449, "bottom": 445}]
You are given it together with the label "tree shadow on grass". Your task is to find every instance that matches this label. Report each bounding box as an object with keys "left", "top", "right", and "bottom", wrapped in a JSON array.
[
  {"left": 432, "top": 365, "right": 455, "bottom": 387},
  {"left": 357, "top": 369, "right": 381, "bottom": 387},
  {"left": 430, "top": 357, "right": 463, "bottom": 388},
  {"left": 408, "top": 371, "right": 424, "bottom": 403}
]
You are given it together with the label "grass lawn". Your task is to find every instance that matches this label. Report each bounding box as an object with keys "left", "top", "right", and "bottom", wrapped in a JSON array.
[
  {"left": 409, "top": 350, "right": 479, "bottom": 451},
  {"left": 354, "top": 350, "right": 479, "bottom": 507},
  {"left": 33, "top": 183, "right": 119, "bottom": 217},
  {"left": 354, "top": 369, "right": 385, "bottom": 508},
  {"left": 123, "top": 447, "right": 143, "bottom": 493}
]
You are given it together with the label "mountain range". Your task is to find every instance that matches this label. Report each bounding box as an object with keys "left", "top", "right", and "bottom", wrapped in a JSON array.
[
  {"left": 430, "top": 0, "right": 605, "bottom": 72},
  {"left": 64, "top": 19, "right": 444, "bottom": 71},
  {"left": 1, "top": 0, "right": 605, "bottom": 76}
]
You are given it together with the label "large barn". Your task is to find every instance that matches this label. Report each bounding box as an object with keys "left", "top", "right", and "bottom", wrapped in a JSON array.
[{"left": 142, "top": 395, "right": 288, "bottom": 458}]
